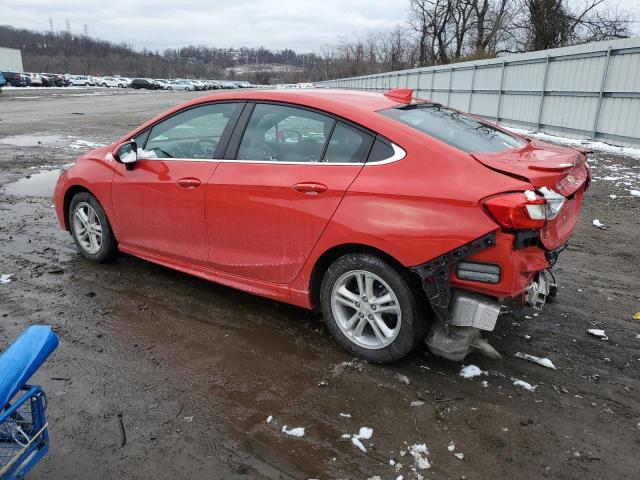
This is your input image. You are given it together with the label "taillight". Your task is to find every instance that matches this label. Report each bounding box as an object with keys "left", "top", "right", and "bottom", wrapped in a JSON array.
[{"left": 483, "top": 188, "right": 566, "bottom": 230}]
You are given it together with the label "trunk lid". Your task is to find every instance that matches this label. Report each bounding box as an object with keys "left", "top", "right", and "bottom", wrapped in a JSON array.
[{"left": 473, "top": 139, "right": 590, "bottom": 250}]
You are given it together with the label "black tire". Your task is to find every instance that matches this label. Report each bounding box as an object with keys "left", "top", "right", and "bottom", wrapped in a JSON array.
[
  {"left": 320, "top": 253, "right": 430, "bottom": 363},
  {"left": 69, "top": 192, "right": 118, "bottom": 263}
]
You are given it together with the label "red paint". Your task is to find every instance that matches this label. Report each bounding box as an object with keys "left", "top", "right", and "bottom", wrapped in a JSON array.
[{"left": 53, "top": 89, "right": 588, "bottom": 309}]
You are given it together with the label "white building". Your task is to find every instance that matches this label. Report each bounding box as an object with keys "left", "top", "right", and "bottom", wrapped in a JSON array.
[{"left": 0, "top": 47, "right": 24, "bottom": 71}]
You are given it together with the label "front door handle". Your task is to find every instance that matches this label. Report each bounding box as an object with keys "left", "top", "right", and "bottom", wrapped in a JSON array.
[
  {"left": 292, "top": 182, "right": 328, "bottom": 195},
  {"left": 177, "top": 177, "right": 201, "bottom": 189}
]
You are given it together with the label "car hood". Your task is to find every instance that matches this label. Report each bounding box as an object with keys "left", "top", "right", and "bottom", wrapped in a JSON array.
[{"left": 471, "top": 139, "right": 590, "bottom": 197}]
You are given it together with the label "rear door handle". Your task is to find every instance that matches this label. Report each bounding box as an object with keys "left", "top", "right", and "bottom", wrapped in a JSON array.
[
  {"left": 177, "top": 177, "right": 201, "bottom": 189},
  {"left": 292, "top": 182, "right": 328, "bottom": 195}
]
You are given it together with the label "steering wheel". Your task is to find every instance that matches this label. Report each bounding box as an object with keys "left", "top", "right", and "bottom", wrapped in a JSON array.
[{"left": 191, "top": 138, "right": 218, "bottom": 159}]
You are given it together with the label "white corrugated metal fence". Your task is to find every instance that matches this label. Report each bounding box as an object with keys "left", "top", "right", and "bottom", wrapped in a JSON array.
[{"left": 320, "top": 38, "right": 640, "bottom": 148}]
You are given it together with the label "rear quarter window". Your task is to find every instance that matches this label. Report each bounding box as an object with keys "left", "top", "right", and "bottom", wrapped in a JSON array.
[{"left": 380, "top": 104, "right": 526, "bottom": 153}]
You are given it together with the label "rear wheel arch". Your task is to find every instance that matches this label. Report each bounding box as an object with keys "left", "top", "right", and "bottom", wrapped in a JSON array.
[{"left": 309, "top": 243, "right": 425, "bottom": 309}]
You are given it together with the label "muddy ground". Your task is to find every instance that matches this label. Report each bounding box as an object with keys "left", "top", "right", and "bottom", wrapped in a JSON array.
[{"left": 0, "top": 87, "right": 639, "bottom": 480}]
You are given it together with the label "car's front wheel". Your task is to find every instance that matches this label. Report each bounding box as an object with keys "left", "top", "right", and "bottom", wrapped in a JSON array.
[
  {"left": 320, "top": 253, "right": 429, "bottom": 363},
  {"left": 69, "top": 192, "right": 118, "bottom": 263}
]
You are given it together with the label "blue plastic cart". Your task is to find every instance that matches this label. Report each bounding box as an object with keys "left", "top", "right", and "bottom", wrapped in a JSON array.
[{"left": 0, "top": 326, "right": 58, "bottom": 479}]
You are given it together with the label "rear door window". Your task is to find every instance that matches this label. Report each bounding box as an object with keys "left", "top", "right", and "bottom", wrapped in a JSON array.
[
  {"left": 324, "top": 122, "right": 373, "bottom": 163},
  {"left": 380, "top": 104, "right": 526, "bottom": 153}
]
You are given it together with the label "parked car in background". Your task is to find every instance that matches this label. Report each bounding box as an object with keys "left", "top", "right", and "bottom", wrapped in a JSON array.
[
  {"left": 0, "top": 71, "right": 5, "bottom": 93},
  {"left": 130, "top": 78, "right": 160, "bottom": 90},
  {"left": 153, "top": 79, "right": 172, "bottom": 90},
  {"left": 98, "top": 76, "right": 128, "bottom": 88},
  {"left": 1, "top": 72, "right": 29, "bottom": 87},
  {"left": 68, "top": 75, "right": 95, "bottom": 86},
  {"left": 27, "top": 73, "right": 43, "bottom": 86},
  {"left": 170, "top": 79, "right": 195, "bottom": 91},
  {"left": 52, "top": 88, "right": 591, "bottom": 363},
  {"left": 188, "top": 79, "right": 206, "bottom": 91}
]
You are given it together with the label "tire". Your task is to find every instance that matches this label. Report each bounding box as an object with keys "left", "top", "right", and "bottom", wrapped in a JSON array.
[
  {"left": 320, "top": 253, "right": 429, "bottom": 363},
  {"left": 69, "top": 192, "right": 118, "bottom": 263},
  {"left": 85, "top": 83, "right": 90, "bottom": 86}
]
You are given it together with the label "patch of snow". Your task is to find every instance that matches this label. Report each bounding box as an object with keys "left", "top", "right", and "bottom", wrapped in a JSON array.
[
  {"left": 395, "top": 373, "right": 410, "bottom": 385},
  {"left": 358, "top": 427, "right": 373, "bottom": 439},
  {"left": 514, "top": 352, "right": 557, "bottom": 369},
  {"left": 587, "top": 328, "right": 608, "bottom": 340},
  {"left": 266, "top": 415, "right": 273, "bottom": 423},
  {"left": 447, "top": 441, "right": 455, "bottom": 451},
  {"left": 0, "top": 274, "right": 13, "bottom": 284},
  {"left": 281, "top": 425, "right": 305, "bottom": 437},
  {"left": 511, "top": 378, "right": 537, "bottom": 392},
  {"left": 480, "top": 380, "right": 489, "bottom": 388},
  {"left": 408, "top": 443, "right": 431, "bottom": 470},
  {"left": 630, "top": 190, "right": 640, "bottom": 197},
  {"left": 592, "top": 219, "right": 609, "bottom": 229},
  {"left": 454, "top": 452, "right": 464, "bottom": 460},
  {"left": 459, "top": 365, "right": 484, "bottom": 379},
  {"left": 69, "top": 139, "right": 105, "bottom": 150},
  {"left": 609, "top": 194, "right": 617, "bottom": 199},
  {"left": 410, "top": 400, "right": 425, "bottom": 407},
  {"left": 389, "top": 459, "right": 396, "bottom": 466}
]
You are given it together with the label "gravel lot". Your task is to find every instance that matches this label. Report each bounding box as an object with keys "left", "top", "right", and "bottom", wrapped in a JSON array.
[{"left": 1, "top": 87, "right": 639, "bottom": 480}]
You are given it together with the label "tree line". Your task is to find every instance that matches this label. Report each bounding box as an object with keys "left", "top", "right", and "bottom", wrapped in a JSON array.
[{"left": 0, "top": 0, "right": 634, "bottom": 83}]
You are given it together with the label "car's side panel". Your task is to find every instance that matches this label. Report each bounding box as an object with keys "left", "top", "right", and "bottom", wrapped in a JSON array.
[{"left": 206, "top": 162, "right": 363, "bottom": 284}]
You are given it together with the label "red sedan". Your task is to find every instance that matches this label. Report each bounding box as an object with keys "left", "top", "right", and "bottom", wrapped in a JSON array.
[{"left": 53, "top": 88, "right": 590, "bottom": 362}]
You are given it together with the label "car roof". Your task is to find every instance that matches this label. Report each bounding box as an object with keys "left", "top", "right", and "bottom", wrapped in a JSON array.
[{"left": 190, "top": 89, "right": 399, "bottom": 113}]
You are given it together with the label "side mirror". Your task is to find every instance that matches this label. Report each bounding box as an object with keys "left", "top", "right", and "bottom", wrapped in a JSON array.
[{"left": 114, "top": 140, "right": 138, "bottom": 170}]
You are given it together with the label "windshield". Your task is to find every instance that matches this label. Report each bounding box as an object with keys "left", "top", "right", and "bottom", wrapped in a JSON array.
[{"left": 380, "top": 104, "right": 526, "bottom": 153}]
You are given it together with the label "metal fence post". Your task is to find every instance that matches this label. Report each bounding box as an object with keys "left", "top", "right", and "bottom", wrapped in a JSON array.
[
  {"left": 592, "top": 46, "right": 612, "bottom": 140},
  {"left": 536, "top": 55, "right": 550, "bottom": 132},
  {"left": 496, "top": 60, "right": 506, "bottom": 122},
  {"left": 430, "top": 69, "right": 435, "bottom": 100},
  {"left": 447, "top": 67, "right": 453, "bottom": 106},
  {"left": 468, "top": 64, "right": 476, "bottom": 113}
]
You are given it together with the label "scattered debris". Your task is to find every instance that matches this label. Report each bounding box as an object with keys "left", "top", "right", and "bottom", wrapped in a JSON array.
[
  {"left": 592, "top": 219, "right": 609, "bottom": 229},
  {"left": 587, "top": 329, "right": 609, "bottom": 340},
  {"left": 480, "top": 380, "right": 489, "bottom": 388},
  {"left": 633, "top": 312, "right": 640, "bottom": 321},
  {"left": 342, "top": 426, "right": 373, "bottom": 453},
  {"left": 609, "top": 194, "right": 617, "bottom": 199},
  {"left": 0, "top": 273, "right": 13, "bottom": 284},
  {"left": 459, "top": 365, "right": 484, "bottom": 379},
  {"left": 281, "top": 425, "right": 305, "bottom": 437},
  {"left": 514, "top": 352, "right": 557, "bottom": 369},
  {"left": 183, "top": 416, "right": 193, "bottom": 422},
  {"left": 410, "top": 400, "right": 425, "bottom": 407},
  {"left": 408, "top": 443, "right": 431, "bottom": 470},
  {"left": 339, "top": 412, "right": 352, "bottom": 418},
  {"left": 266, "top": 415, "right": 273, "bottom": 423},
  {"left": 447, "top": 441, "right": 455, "bottom": 451},
  {"left": 512, "top": 378, "right": 537, "bottom": 392},
  {"left": 395, "top": 373, "right": 410, "bottom": 385},
  {"left": 454, "top": 452, "right": 464, "bottom": 460},
  {"left": 117, "top": 412, "right": 126, "bottom": 447}
]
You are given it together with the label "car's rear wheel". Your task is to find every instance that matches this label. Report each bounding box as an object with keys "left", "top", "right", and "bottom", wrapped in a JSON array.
[
  {"left": 320, "top": 253, "right": 429, "bottom": 363},
  {"left": 69, "top": 192, "right": 118, "bottom": 263}
]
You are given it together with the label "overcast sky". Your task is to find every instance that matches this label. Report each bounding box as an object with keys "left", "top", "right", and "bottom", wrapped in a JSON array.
[{"left": 3, "top": 0, "right": 639, "bottom": 53}]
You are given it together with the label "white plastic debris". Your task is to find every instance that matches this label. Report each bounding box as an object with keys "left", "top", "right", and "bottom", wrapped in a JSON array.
[
  {"left": 0, "top": 274, "right": 13, "bottom": 284},
  {"left": 343, "top": 426, "right": 373, "bottom": 453},
  {"left": 587, "top": 329, "right": 609, "bottom": 340},
  {"left": 266, "top": 415, "right": 273, "bottom": 423},
  {"left": 511, "top": 378, "right": 537, "bottom": 392},
  {"left": 459, "top": 365, "right": 484, "bottom": 379},
  {"left": 514, "top": 352, "right": 557, "bottom": 369},
  {"left": 480, "top": 380, "right": 489, "bottom": 388},
  {"left": 454, "top": 452, "right": 464, "bottom": 460},
  {"left": 408, "top": 443, "right": 431, "bottom": 470},
  {"left": 281, "top": 425, "right": 305, "bottom": 437},
  {"left": 410, "top": 400, "right": 425, "bottom": 407},
  {"left": 592, "top": 219, "right": 609, "bottom": 229},
  {"left": 339, "top": 412, "right": 351, "bottom": 418},
  {"left": 183, "top": 416, "right": 193, "bottom": 422},
  {"left": 609, "top": 194, "right": 617, "bottom": 199},
  {"left": 447, "top": 441, "right": 455, "bottom": 452}
]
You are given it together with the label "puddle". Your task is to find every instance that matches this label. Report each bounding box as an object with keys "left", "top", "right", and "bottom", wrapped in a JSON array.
[
  {"left": 3, "top": 169, "right": 60, "bottom": 197},
  {"left": 0, "top": 134, "right": 66, "bottom": 147}
]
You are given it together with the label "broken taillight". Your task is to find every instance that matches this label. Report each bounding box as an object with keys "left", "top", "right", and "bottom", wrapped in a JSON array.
[{"left": 483, "top": 189, "right": 565, "bottom": 230}]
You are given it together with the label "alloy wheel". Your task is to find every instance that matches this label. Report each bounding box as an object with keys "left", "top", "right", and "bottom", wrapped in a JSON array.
[
  {"left": 330, "top": 269, "right": 402, "bottom": 349},
  {"left": 73, "top": 202, "right": 103, "bottom": 254}
]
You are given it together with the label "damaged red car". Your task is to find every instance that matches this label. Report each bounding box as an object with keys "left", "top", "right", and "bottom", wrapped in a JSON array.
[{"left": 53, "top": 88, "right": 590, "bottom": 362}]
